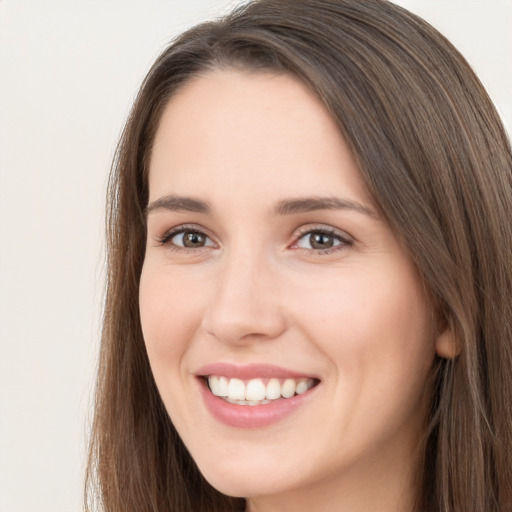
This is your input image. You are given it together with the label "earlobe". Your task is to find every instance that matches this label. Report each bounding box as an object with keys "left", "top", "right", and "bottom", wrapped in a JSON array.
[{"left": 435, "top": 327, "right": 459, "bottom": 358}]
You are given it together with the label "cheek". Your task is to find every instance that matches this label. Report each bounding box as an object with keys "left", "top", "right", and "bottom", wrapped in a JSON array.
[
  {"left": 302, "top": 268, "right": 435, "bottom": 458},
  {"left": 138, "top": 264, "right": 212, "bottom": 432},
  {"left": 289, "top": 263, "right": 435, "bottom": 398},
  {"left": 139, "top": 265, "right": 204, "bottom": 369}
]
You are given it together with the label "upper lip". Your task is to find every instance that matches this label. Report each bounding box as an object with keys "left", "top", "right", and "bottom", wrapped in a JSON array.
[{"left": 196, "top": 362, "right": 319, "bottom": 381}]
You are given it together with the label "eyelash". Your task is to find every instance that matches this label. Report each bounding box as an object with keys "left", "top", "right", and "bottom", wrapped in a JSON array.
[
  {"left": 292, "top": 226, "right": 353, "bottom": 255},
  {"left": 156, "top": 224, "right": 353, "bottom": 255},
  {"left": 157, "top": 225, "right": 214, "bottom": 251}
]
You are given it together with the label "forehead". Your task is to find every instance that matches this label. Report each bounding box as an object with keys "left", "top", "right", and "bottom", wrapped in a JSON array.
[{"left": 148, "top": 69, "right": 372, "bottom": 208}]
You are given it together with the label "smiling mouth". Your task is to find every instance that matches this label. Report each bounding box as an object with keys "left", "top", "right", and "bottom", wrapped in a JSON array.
[{"left": 205, "top": 376, "right": 319, "bottom": 406}]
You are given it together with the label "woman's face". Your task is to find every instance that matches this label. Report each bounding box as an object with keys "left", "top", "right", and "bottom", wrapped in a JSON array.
[{"left": 140, "top": 70, "right": 445, "bottom": 508}]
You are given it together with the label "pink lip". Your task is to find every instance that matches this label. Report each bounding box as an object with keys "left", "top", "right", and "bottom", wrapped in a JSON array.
[
  {"left": 196, "top": 362, "right": 317, "bottom": 380},
  {"left": 195, "top": 363, "right": 319, "bottom": 428}
]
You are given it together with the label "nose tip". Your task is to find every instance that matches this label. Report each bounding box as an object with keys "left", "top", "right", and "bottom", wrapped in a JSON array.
[{"left": 201, "top": 259, "right": 287, "bottom": 346}]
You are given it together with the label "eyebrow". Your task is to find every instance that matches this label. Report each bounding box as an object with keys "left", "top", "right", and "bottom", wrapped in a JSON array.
[
  {"left": 146, "top": 194, "right": 377, "bottom": 218},
  {"left": 146, "top": 195, "right": 210, "bottom": 216},
  {"left": 273, "top": 196, "right": 377, "bottom": 218}
]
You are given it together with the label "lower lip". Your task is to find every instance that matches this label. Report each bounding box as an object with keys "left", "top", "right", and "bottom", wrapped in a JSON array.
[{"left": 198, "top": 379, "right": 318, "bottom": 428}]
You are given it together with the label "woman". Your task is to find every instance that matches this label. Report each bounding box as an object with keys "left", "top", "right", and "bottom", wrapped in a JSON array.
[{"left": 86, "top": 0, "right": 512, "bottom": 511}]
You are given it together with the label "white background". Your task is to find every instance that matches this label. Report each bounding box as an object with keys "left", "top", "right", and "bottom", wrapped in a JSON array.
[{"left": 0, "top": 1, "right": 510, "bottom": 511}]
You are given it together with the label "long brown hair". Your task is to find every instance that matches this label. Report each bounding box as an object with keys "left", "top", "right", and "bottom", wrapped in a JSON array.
[{"left": 86, "top": 1, "right": 512, "bottom": 510}]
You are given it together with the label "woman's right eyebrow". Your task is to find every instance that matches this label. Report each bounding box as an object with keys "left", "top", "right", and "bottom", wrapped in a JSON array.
[{"left": 146, "top": 195, "right": 210, "bottom": 216}]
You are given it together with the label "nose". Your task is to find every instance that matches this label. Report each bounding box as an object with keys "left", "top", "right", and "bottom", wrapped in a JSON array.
[{"left": 201, "top": 247, "right": 287, "bottom": 346}]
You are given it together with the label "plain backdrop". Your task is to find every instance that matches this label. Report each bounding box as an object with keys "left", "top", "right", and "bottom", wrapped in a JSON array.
[{"left": 0, "top": 1, "right": 510, "bottom": 511}]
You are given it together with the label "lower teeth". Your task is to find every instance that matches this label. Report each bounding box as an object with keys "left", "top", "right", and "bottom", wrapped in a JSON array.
[{"left": 223, "top": 397, "right": 273, "bottom": 406}]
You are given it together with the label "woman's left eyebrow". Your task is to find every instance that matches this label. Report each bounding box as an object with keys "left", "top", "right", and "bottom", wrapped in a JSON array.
[{"left": 273, "top": 196, "right": 377, "bottom": 218}]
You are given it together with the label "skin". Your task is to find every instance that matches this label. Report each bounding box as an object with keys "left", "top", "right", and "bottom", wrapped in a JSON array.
[{"left": 139, "top": 69, "right": 453, "bottom": 512}]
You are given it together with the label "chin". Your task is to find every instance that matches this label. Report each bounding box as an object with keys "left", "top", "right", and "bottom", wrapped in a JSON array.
[{"left": 196, "top": 454, "right": 299, "bottom": 499}]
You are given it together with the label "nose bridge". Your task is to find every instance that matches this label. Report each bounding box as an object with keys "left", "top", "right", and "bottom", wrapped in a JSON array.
[{"left": 202, "top": 241, "right": 285, "bottom": 344}]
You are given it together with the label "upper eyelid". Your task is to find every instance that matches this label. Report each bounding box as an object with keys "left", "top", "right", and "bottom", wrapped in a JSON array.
[
  {"left": 160, "top": 223, "right": 210, "bottom": 234},
  {"left": 292, "top": 224, "right": 353, "bottom": 241}
]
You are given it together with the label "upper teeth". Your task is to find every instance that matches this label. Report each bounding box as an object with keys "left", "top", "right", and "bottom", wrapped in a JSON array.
[{"left": 207, "top": 376, "right": 315, "bottom": 402}]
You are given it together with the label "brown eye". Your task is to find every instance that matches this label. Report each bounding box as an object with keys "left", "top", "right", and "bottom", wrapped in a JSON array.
[
  {"left": 309, "top": 232, "right": 335, "bottom": 249},
  {"left": 183, "top": 231, "right": 206, "bottom": 247},
  {"left": 296, "top": 229, "right": 346, "bottom": 251},
  {"left": 170, "top": 230, "right": 214, "bottom": 249}
]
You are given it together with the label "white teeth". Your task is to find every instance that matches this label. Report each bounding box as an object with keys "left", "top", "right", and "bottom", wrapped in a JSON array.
[
  {"left": 266, "top": 378, "right": 281, "bottom": 400},
  {"left": 296, "top": 379, "right": 310, "bottom": 395},
  {"left": 209, "top": 375, "right": 228, "bottom": 397},
  {"left": 217, "top": 376, "right": 228, "bottom": 396},
  {"left": 228, "top": 378, "right": 245, "bottom": 400},
  {"left": 245, "top": 379, "right": 267, "bottom": 401},
  {"left": 281, "top": 378, "right": 296, "bottom": 398},
  {"left": 207, "top": 375, "right": 316, "bottom": 403},
  {"left": 225, "top": 398, "right": 271, "bottom": 406}
]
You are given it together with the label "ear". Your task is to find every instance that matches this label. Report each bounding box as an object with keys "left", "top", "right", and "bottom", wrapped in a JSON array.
[{"left": 434, "top": 325, "right": 459, "bottom": 358}]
